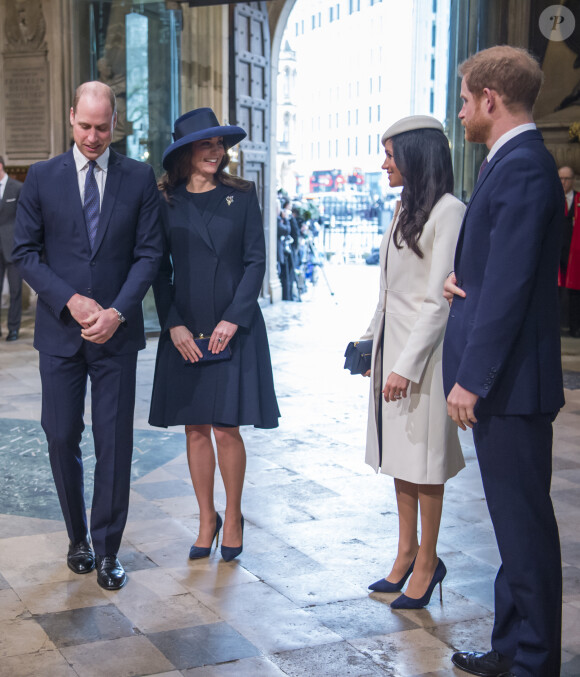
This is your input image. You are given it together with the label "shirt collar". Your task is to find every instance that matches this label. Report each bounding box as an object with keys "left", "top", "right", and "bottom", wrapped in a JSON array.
[
  {"left": 487, "top": 123, "right": 537, "bottom": 162},
  {"left": 73, "top": 144, "right": 110, "bottom": 172},
  {"left": 0, "top": 174, "right": 7, "bottom": 190}
]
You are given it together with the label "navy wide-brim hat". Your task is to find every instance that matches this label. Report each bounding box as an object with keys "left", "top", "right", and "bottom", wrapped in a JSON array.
[{"left": 162, "top": 107, "right": 247, "bottom": 170}]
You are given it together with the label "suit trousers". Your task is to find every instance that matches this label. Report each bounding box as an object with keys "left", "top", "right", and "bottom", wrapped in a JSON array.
[
  {"left": 0, "top": 249, "right": 22, "bottom": 332},
  {"left": 473, "top": 414, "right": 562, "bottom": 677},
  {"left": 39, "top": 344, "right": 138, "bottom": 556}
]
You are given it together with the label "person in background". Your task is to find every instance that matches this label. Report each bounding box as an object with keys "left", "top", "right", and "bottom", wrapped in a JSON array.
[
  {"left": 361, "top": 115, "right": 465, "bottom": 609},
  {"left": 0, "top": 155, "right": 23, "bottom": 341},
  {"left": 443, "top": 46, "right": 564, "bottom": 677},
  {"left": 559, "top": 165, "right": 580, "bottom": 336},
  {"left": 12, "top": 81, "right": 162, "bottom": 590},
  {"left": 149, "top": 107, "right": 280, "bottom": 562}
]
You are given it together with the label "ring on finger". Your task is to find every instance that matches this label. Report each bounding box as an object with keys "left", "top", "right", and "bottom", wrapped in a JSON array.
[{"left": 218, "top": 338, "right": 223, "bottom": 343}]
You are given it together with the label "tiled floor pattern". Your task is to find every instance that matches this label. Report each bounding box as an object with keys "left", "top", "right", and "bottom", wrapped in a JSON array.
[{"left": 0, "top": 263, "right": 579, "bottom": 676}]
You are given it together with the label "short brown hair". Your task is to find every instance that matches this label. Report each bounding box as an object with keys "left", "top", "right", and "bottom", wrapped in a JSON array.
[{"left": 459, "top": 45, "right": 543, "bottom": 113}]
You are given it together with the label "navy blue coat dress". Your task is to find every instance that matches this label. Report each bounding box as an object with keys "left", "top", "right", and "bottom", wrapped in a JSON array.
[{"left": 149, "top": 180, "right": 280, "bottom": 429}]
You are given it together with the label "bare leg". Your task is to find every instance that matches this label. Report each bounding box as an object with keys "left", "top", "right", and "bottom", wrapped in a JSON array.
[
  {"left": 186, "top": 424, "right": 219, "bottom": 547},
  {"left": 385, "top": 478, "right": 420, "bottom": 582},
  {"left": 214, "top": 426, "right": 246, "bottom": 547},
  {"left": 404, "top": 483, "right": 444, "bottom": 598}
]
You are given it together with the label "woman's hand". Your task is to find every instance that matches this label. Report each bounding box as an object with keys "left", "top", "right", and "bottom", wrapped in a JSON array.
[
  {"left": 383, "top": 371, "right": 410, "bottom": 402},
  {"left": 209, "top": 320, "right": 238, "bottom": 354},
  {"left": 443, "top": 272, "right": 466, "bottom": 307},
  {"left": 170, "top": 325, "right": 203, "bottom": 363},
  {"left": 363, "top": 369, "right": 371, "bottom": 377}
]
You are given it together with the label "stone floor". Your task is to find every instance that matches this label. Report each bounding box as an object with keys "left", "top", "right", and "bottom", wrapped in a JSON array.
[{"left": 0, "top": 263, "right": 579, "bottom": 677}]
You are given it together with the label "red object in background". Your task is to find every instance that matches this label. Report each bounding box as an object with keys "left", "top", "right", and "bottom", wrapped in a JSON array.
[
  {"left": 309, "top": 169, "right": 346, "bottom": 192},
  {"left": 565, "top": 192, "right": 580, "bottom": 290}
]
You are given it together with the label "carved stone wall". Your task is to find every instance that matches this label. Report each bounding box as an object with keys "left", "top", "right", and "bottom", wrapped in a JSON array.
[{"left": 0, "top": 0, "right": 73, "bottom": 169}]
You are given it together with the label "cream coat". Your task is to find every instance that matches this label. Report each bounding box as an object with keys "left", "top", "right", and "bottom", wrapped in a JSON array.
[{"left": 362, "top": 193, "right": 465, "bottom": 483}]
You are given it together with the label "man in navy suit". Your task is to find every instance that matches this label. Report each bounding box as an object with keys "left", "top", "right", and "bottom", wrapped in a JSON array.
[
  {"left": 0, "top": 155, "right": 23, "bottom": 341},
  {"left": 442, "top": 46, "right": 564, "bottom": 677},
  {"left": 13, "top": 82, "right": 162, "bottom": 589}
]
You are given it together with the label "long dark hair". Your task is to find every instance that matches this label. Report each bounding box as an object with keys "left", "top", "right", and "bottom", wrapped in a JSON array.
[
  {"left": 391, "top": 128, "right": 454, "bottom": 258},
  {"left": 158, "top": 141, "right": 252, "bottom": 200}
]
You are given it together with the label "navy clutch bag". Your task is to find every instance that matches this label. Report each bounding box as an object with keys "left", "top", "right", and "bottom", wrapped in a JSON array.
[
  {"left": 184, "top": 336, "right": 232, "bottom": 364},
  {"left": 343, "top": 340, "right": 372, "bottom": 375}
]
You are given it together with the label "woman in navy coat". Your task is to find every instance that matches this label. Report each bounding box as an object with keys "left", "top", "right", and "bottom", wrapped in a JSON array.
[{"left": 149, "top": 108, "right": 280, "bottom": 562}]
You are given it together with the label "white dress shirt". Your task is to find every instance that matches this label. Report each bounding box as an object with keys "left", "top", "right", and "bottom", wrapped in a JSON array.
[
  {"left": 0, "top": 173, "right": 8, "bottom": 201},
  {"left": 485, "top": 123, "right": 537, "bottom": 163},
  {"left": 73, "top": 144, "right": 109, "bottom": 209}
]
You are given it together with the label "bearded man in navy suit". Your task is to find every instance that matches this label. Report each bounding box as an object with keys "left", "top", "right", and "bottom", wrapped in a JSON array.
[
  {"left": 13, "top": 82, "right": 162, "bottom": 590},
  {"left": 442, "top": 46, "right": 565, "bottom": 677}
]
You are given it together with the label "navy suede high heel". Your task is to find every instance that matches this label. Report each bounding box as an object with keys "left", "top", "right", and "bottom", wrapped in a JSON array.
[
  {"left": 189, "top": 513, "right": 222, "bottom": 559},
  {"left": 390, "top": 558, "right": 447, "bottom": 609},
  {"left": 221, "top": 516, "right": 244, "bottom": 562},
  {"left": 368, "top": 557, "right": 416, "bottom": 592}
]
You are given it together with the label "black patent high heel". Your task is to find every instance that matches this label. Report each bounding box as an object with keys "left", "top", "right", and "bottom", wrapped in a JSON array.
[
  {"left": 189, "top": 512, "right": 222, "bottom": 560},
  {"left": 368, "top": 557, "right": 416, "bottom": 593},
  {"left": 390, "top": 558, "right": 447, "bottom": 609},
  {"left": 221, "top": 516, "right": 244, "bottom": 562}
]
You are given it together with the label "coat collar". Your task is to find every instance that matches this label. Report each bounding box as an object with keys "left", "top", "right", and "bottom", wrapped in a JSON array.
[{"left": 178, "top": 181, "right": 236, "bottom": 253}]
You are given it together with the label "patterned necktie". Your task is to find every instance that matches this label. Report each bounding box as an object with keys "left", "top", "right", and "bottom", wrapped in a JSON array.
[
  {"left": 478, "top": 157, "right": 489, "bottom": 180},
  {"left": 84, "top": 160, "right": 100, "bottom": 249}
]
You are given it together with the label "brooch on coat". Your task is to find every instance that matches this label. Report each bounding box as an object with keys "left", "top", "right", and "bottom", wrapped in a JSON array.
[{"left": 226, "top": 195, "right": 234, "bottom": 206}]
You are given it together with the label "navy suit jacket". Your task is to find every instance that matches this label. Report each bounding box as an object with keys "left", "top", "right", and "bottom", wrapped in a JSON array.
[
  {"left": 0, "top": 176, "right": 23, "bottom": 262},
  {"left": 442, "top": 130, "right": 565, "bottom": 416},
  {"left": 12, "top": 148, "right": 162, "bottom": 357}
]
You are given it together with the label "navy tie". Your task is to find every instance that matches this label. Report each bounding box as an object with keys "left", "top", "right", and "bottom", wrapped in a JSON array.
[
  {"left": 84, "top": 160, "right": 100, "bottom": 249},
  {"left": 478, "top": 157, "right": 488, "bottom": 180}
]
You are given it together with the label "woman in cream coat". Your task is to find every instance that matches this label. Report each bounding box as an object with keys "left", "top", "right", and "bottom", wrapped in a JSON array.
[{"left": 363, "top": 115, "right": 465, "bottom": 609}]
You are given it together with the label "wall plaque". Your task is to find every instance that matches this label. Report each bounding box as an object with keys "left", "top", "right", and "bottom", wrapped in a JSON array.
[{"left": 3, "top": 53, "right": 50, "bottom": 159}]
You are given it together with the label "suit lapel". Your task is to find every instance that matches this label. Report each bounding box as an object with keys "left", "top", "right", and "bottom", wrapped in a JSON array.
[
  {"left": 91, "top": 149, "right": 123, "bottom": 257},
  {"left": 454, "top": 130, "right": 542, "bottom": 265}
]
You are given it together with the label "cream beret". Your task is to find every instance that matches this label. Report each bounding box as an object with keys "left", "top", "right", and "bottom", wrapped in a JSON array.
[{"left": 381, "top": 115, "right": 444, "bottom": 145}]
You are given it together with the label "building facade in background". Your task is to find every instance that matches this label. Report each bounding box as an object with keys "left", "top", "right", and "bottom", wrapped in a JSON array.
[{"left": 281, "top": 0, "right": 451, "bottom": 198}]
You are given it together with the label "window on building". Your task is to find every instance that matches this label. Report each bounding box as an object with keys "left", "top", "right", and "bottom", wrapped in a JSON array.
[
  {"left": 433, "top": 0, "right": 437, "bottom": 11},
  {"left": 431, "top": 23, "right": 436, "bottom": 47},
  {"left": 330, "top": 6, "right": 334, "bottom": 22},
  {"left": 377, "top": 104, "right": 381, "bottom": 121},
  {"left": 369, "top": 76, "right": 373, "bottom": 94},
  {"left": 369, "top": 106, "right": 372, "bottom": 123},
  {"left": 312, "top": 15, "right": 316, "bottom": 29},
  {"left": 430, "top": 89, "right": 435, "bottom": 113},
  {"left": 431, "top": 56, "right": 435, "bottom": 80},
  {"left": 336, "top": 4, "right": 340, "bottom": 19}
]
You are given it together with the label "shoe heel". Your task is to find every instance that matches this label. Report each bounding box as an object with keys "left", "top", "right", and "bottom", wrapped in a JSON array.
[
  {"left": 439, "top": 580, "right": 443, "bottom": 602},
  {"left": 221, "top": 515, "right": 244, "bottom": 562}
]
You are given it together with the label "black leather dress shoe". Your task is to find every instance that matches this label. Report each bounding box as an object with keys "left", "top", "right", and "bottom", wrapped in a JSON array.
[
  {"left": 6, "top": 330, "right": 19, "bottom": 341},
  {"left": 96, "top": 555, "right": 127, "bottom": 590},
  {"left": 451, "top": 650, "right": 513, "bottom": 676},
  {"left": 67, "top": 539, "right": 95, "bottom": 574}
]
